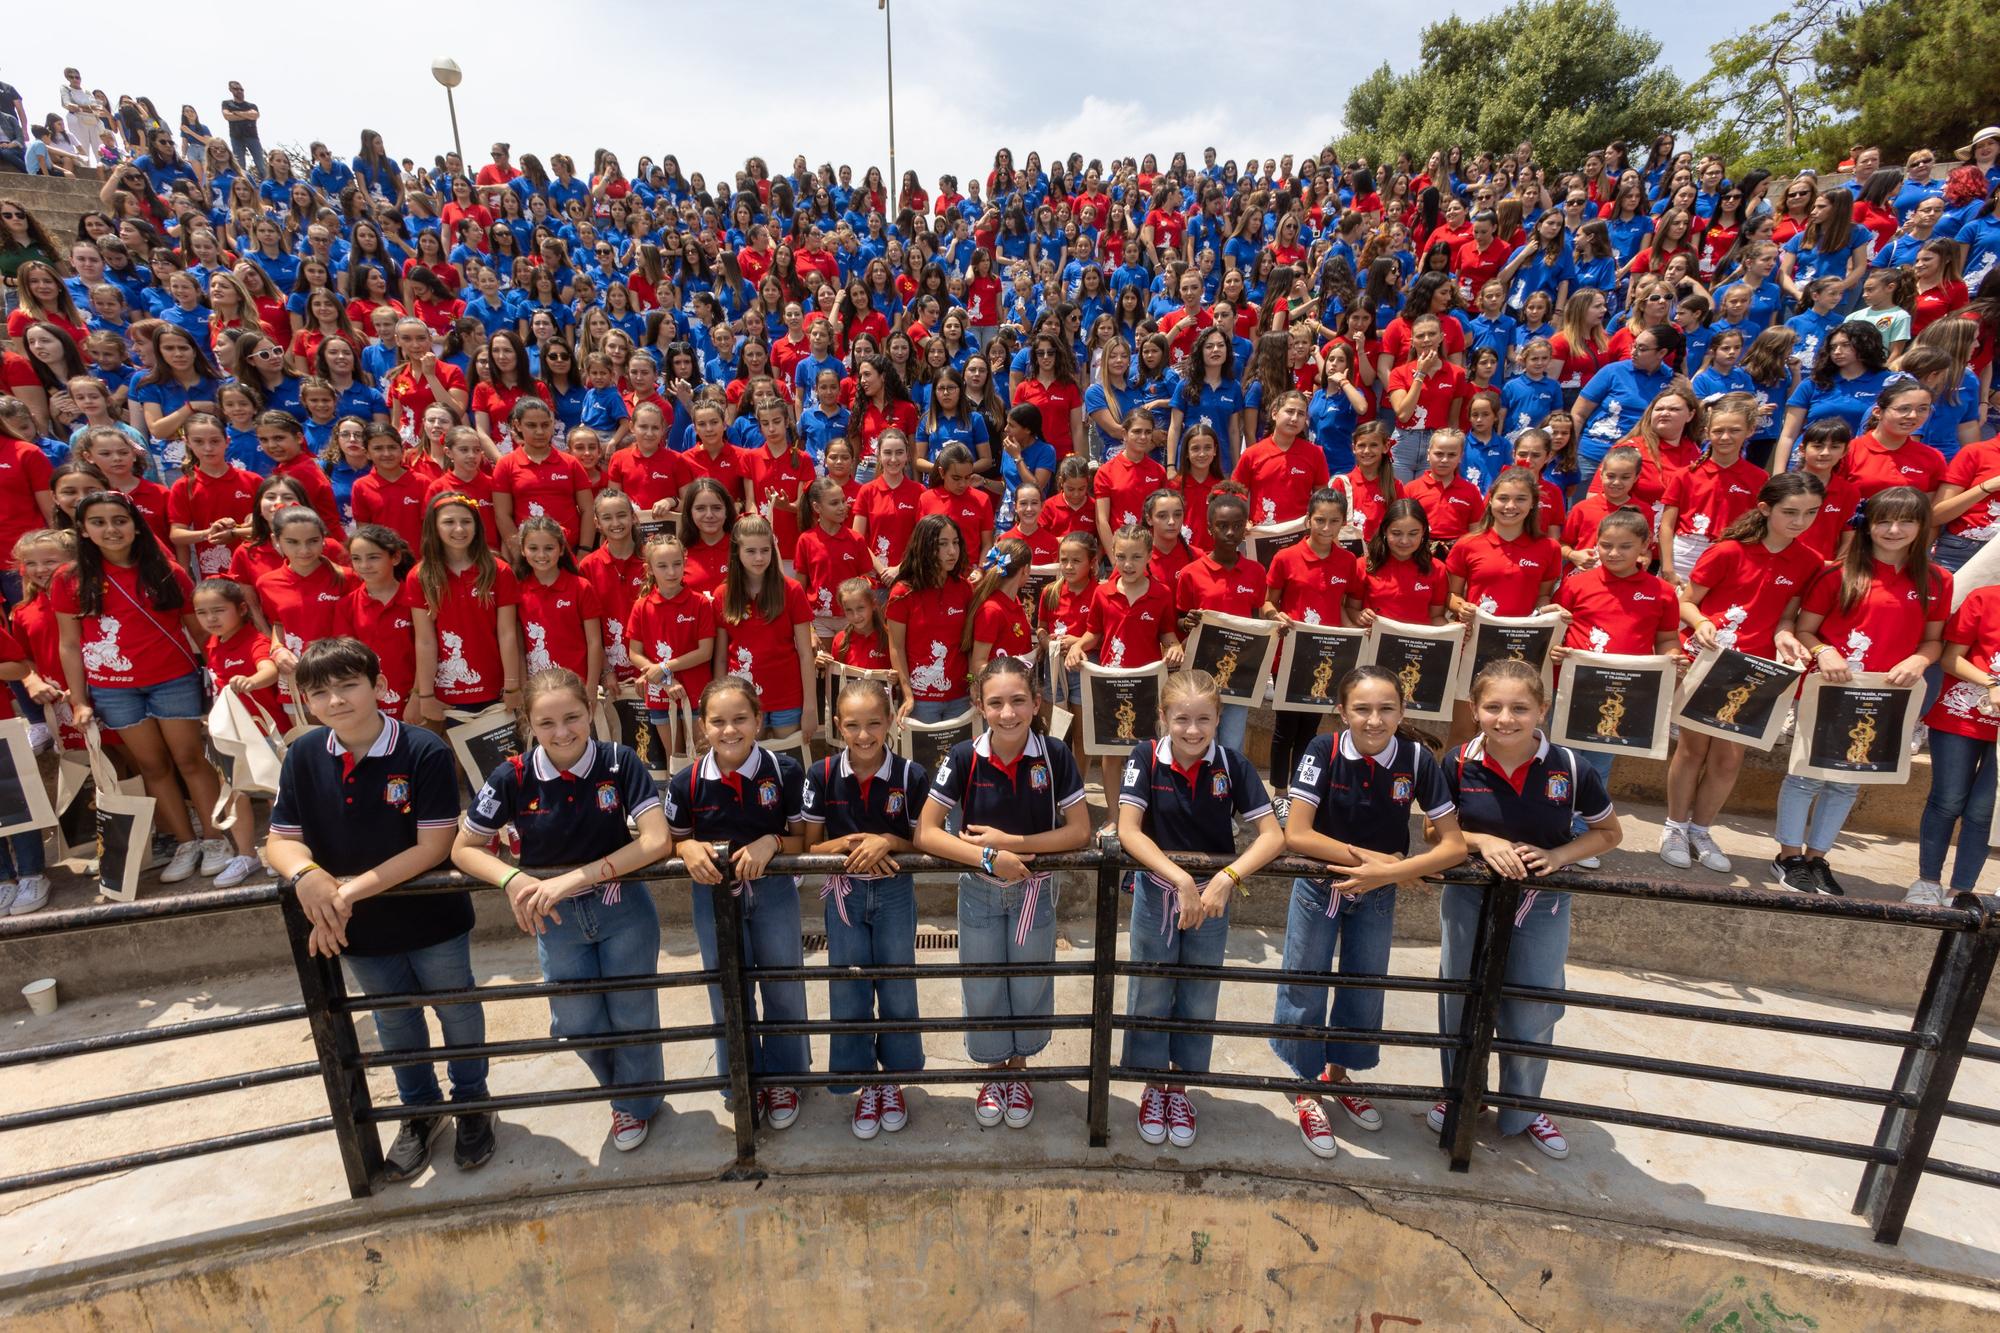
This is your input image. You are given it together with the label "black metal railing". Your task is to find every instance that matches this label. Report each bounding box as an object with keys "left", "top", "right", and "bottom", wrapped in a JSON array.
[{"left": 1, "top": 849, "right": 1995, "bottom": 1246}]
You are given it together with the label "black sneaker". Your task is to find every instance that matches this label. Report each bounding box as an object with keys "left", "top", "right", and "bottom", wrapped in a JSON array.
[
  {"left": 381, "top": 1115, "right": 446, "bottom": 1183},
  {"left": 1806, "top": 856, "right": 1845, "bottom": 897},
  {"left": 453, "top": 1112, "right": 497, "bottom": 1169},
  {"left": 1771, "top": 855, "right": 1819, "bottom": 894}
]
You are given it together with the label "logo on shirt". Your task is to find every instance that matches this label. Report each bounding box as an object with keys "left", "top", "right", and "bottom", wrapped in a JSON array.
[
  {"left": 1123, "top": 761, "right": 1141, "bottom": 790},
  {"left": 1210, "top": 770, "right": 1229, "bottom": 798},
  {"left": 1029, "top": 763, "right": 1049, "bottom": 791},
  {"left": 885, "top": 789, "right": 904, "bottom": 817},
  {"left": 596, "top": 780, "right": 620, "bottom": 812},
  {"left": 385, "top": 776, "right": 411, "bottom": 809},
  {"left": 757, "top": 779, "right": 780, "bottom": 808},
  {"left": 1392, "top": 774, "right": 1413, "bottom": 803},
  {"left": 1296, "top": 753, "right": 1321, "bottom": 787},
  {"left": 1546, "top": 772, "right": 1570, "bottom": 803}
]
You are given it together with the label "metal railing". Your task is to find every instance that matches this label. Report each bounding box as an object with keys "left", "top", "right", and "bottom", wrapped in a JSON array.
[{"left": 2, "top": 849, "right": 1995, "bottom": 1246}]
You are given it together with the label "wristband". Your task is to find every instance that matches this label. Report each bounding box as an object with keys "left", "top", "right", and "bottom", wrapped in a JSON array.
[
  {"left": 598, "top": 857, "right": 617, "bottom": 885},
  {"left": 1219, "top": 864, "right": 1243, "bottom": 887},
  {"left": 499, "top": 868, "right": 523, "bottom": 892},
  {"left": 981, "top": 846, "right": 998, "bottom": 875}
]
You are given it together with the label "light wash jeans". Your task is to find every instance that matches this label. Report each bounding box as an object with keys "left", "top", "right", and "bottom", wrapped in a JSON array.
[
  {"left": 1216, "top": 701, "right": 1248, "bottom": 754},
  {"left": 1391, "top": 427, "right": 1430, "bottom": 483},
  {"left": 908, "top": 695, "right": 971, "bottom": 723},
  {"left": 691, "top": 875, "right": 810, "bottom": 1085},
  {"left": 1774, "top": 774, "right": 1862, "bottom": 852},
  {"left": 824, "top": 872, "right": 925, "bottom": 1090},
  {"left": 534, "top": 885, "right": 664, "bottom": 1120},
  {"left": 1271, "top": 878, "right": 1397, "bottom": 1076},
  {"left": 1123, "top": 870, "right": 1231, "bottom": 1073},
  {"left": 1437, "top": 880, "right": 1570, "bottom": 1137},
  {"left": 957, "top": 871, "right": 1057, "bottom": 1063},
  {"left": 1570, "top": 749, "right": 1614, "bottom": 837},
  {"left": 342, "top": 933, "right": 489, "bottom": 1110}
]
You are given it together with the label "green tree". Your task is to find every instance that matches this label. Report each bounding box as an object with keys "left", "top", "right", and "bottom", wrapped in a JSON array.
[
  {"left": 1336, "top": 0, "right": 1698, "bottom": 168},
  {"left": 1690, "top": 0, "right": 1842, "bottom": 172},
  {"left": 1816, "top": 0, "right": 2000, "bottom": 157}
]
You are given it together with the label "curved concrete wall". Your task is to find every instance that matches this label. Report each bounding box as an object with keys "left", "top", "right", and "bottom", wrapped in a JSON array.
[{"left": 5, "top": 1170, "right": 1992, "bottom": 1331}]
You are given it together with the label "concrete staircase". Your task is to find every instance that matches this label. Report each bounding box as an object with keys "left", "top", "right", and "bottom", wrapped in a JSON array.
[{"left": 1, "top": 172, "right": 112, "bottom": 244}]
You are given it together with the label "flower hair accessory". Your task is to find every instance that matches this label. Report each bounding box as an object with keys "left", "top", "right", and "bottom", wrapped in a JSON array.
[
  {"left": 982, "top": 545, "right": 1022, "bottom": 577},
  {"left": 428, "top": 491, "right": 479, "bottom": 512}
]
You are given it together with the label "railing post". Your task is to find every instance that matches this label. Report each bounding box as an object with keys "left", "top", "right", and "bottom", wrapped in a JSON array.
[
  {"left": 707, "top": 851, "right": 761, "bottom": 1175},
  {"left": 1441, "top": 872, "right": 1520, "bottom": 1172},
  {"left": 1086, "top": 846, "right": 1118, "bottom": 1148},
  {"left": 1853, "top": 905, "right": 2000, "bottom": 1244},
  {"left": 278, "top": 886, "right": 382, "bottom": 1199}
]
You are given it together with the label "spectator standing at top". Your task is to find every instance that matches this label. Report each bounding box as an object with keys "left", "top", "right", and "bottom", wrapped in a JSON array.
[
  {"left": 221, "top": 81, "right": 263, "bottom": 178},
  {"left": 0, "top": 73, "right": 24, "bottom": 140},
  {"left": 58, "top": 68, "right": 102, "bottom": 149}
]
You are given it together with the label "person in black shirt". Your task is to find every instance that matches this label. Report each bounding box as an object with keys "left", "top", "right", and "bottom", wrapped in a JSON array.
[
  {"left": 220, "top": 81, "right": 263, "bottom": 178},
  {"left": 454, "top": 668, "right": 671, "bottom": 1154},
  {"left": 267, "top": 637, "right": 492, "bottom": 1184}
]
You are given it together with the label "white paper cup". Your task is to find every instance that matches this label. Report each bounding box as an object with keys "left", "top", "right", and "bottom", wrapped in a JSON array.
[{"left": 21, "top": 978, "right": 57, "bottom": 1017}]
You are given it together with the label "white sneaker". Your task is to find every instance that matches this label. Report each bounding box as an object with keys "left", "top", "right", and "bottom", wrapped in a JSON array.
[
  {"left": 0, "top": 881, "right": 15, "bottom": 913},
  {"left": 1903, "top": 879, "right": 1946, "bottom": 907},
  {"left": 1687, "top": 827, "right": 1732, "bottom": 874},
  {"left": 1574, "top": 855, "right": 1601, "bottom": 870},
  {"left": 198, "top": 838, "right": 233, "bottom": 877},
  {"left": 213, "top": 855, "right": 261, "bottom": 889},
  {"left": 159, "top": 841, "right": 203, "bottom": 884},
  {"left": 1910, "top": 723, "right": 1930, "bottom": 756},
  {"left": 1273, "top": 795, "right": 1292, "bottom": 826},
  {"left": 1524, "top": 1113, "right": 1570, "bottom": 1160},
  {"left": 1658, "top": 824, "right": 1692, "bottom": 869},
  {"left": 10, "top": 875, "right": 49, "bottom": 915},
  {"left": 26, "top": 722, "right": 50, "bottom": 753}
]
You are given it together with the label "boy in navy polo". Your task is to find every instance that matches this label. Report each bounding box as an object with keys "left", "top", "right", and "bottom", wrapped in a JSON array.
[{"left": 266, "top": 637, "right": 493, "bottom": 1184}]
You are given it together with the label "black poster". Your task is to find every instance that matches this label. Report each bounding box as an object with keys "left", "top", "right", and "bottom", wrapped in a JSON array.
[
  {"left": 633, "top": 518, "right": 677, "bottom": 549},
  {"left": 96, "top": 800, "right": 152, "bottom": 901},
  {"left": 1462, "top": 616, "right": 1558, "bottom": 693},
  {"left": 1249, "top": 523, "right": 1308, "bottom": 569},
  {"left": 1186, "top": 616, "right": 1277, "bottom": 705},
  {"left": 1370, "top": 629, "right": 1458, "bottom": 720},
  {"left": 1276, "top": 626, "right": 1366, "bottom": 712},
  {"left": 450, "top": 711, "right": 525, "bottom": 789},
  {"left": 1678, "top": 648, "right": 1798, "bottom": 745},
  {"left": 1805, "top": 684, "right": 1910, "bottom": 776},
  {"left": 0, "top": 749, "right": 29, "bottom": 830},
  {"left": 1082, "top": 669, "right": 1163, "bottom": 756},
  {"left": 1563, "top": 662, "right": 1667, "bottom": 753},
  {"left": 901, "top": 714, "right": 976, "bottom": 776},
  {"left": 610, "top": 695, "right": 667, "bottom": 775}
]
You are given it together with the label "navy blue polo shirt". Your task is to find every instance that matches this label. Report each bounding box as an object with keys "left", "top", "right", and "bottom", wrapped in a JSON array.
[
  {"left": 1289, "top": 732, "right": 1455, "bottom": 858},
  {"left": 664, "top": 746, "right": 805, "bottom": 854},
  {"left": 801, "top": 750, "right": 928, "bottom": 844},
  {"left": 926, "top": 731, "right": 1086, "bottom": 836},
  {"left": 269, "top": 714, "right": 470, "bottom": 956},
  {"left": 1117, "top": 738, "right": 1272, "bottom": 855},
  {"left": 1442, "top": 735, "right": 1613, "bottom": 850},
  {"left": 463, "top": 740, "right": 661, "bottom": 870}
]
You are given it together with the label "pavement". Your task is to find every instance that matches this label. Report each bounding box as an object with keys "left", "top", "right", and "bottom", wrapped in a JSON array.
[{"left": 4, "top": 900, "right": 1999, "bottom": 1298}]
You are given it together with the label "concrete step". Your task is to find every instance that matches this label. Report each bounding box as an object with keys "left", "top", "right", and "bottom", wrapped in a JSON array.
[{"left": 2, "top": 174, "right": 111, "bottom": 243}]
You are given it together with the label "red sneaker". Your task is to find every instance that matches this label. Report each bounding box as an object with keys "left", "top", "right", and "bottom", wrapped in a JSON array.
[
  {"left": 974, "top": 1081, "right": 1004, "bottom": 1127},
  {"left": 1524, "top": 1113, "right": 1569, "bottom": 1160},
  {"left": 1136, "top": 1085, "right": 1168, "bottom": 1145},
  {"left": 765, "top": 1085, "right": 800, "bottom": 1130},
  {"left": 877, "top": 1083, "right": 907, "bottom": 1132},
  {"left": 1003, "top": 1080, "right": 1034, "bottom": 1128},
  {"left": 1296, "top": 1096, "right": 1338, "bottom": 1159},
  {"left": 1166, "top": 1091, "right": 1196, "bottom": 1148},
  {"left": 851, "top": 1087, "right": 881, "bottom": 1140}
]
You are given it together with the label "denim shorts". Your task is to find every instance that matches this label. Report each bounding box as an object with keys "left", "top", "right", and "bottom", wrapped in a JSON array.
[
  {"left": 93, "top": 670, "right": 207, "bottom": 728},
  {"left": 767, "top": 707, "right": 803, "bottom": 729}
]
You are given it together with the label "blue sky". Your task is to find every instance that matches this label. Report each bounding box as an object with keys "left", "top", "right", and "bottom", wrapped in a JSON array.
[{"left": 7, "top": 0, "right": 1756, "bottom": 186}]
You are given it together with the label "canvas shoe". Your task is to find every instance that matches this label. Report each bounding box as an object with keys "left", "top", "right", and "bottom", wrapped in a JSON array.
[
  {"left": 1136, "top": 1086, "right": 1168, "bottom": 1145},
  {"left": 1296, "top": 1096, "right": 1338, "bottom": 1158}
]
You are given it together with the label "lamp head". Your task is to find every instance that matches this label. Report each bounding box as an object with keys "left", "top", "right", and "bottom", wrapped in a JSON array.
[{"left": 430, "top": 58, "right": 462, "bottom": 89}]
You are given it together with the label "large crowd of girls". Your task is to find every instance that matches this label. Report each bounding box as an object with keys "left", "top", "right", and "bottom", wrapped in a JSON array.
[{"left": 4, "top": 110, "right": 2000, "bottom": 1165}]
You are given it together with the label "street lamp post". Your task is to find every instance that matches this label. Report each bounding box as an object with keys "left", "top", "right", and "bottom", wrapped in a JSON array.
[
  {"left": 879, "top": 0, "right": 896, "bottom": 204},
  {"left": 430, "top": 58, "right": 464, "bottom": 166}
]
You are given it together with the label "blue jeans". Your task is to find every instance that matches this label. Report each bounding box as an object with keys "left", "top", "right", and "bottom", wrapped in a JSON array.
[
  {"left": 1920, "top": 729, "right": 1996, "bottom": 890},
  {"left": 92, "top": 669, "right": 207, "bottom": 728},
  {"left": 1774, "top": 774, "right": 1862, "bottom": 852},
  {"left": 1571, "top": 749, "right": 1614, "bottom": 836},
  {"left": 1216, "top": 701, "right": 1247, "bottom": 754},
  {"left": 1271, "top": 878, "right": 1397, "bottom": 1076},
  {"left": 1933, "top": 532, "right": 1983, "bottom": 574},
  {"left": 909, "top": 695, "right": 970, "bottom": 723},
  {"left": 535, "top": 885, "right": 665, "bottom": 1120},
  {"left": 957, "top": 871, "right": 1057, "bottom": 1063},
  {"left": 341, "top": 933, "right": 489, "bottom": 1111},
  {"left": 1573, "top": 451, "right": 1605, "bottom": 494},
  {"left": 1437, "top": 880, "right": 1570, "bottom": 1137},
  {"left": 1123, "top": 870, "right": 1231, "bottom": 1073},
  {"left": 0, "top": 829, "right": 47, "bottom": 880},
  {"left": 823, "top": 872, "right": 925, "bottom": 1089},
  {"left": 691, "top": 875, "right": 810, "bottom": 1083}
]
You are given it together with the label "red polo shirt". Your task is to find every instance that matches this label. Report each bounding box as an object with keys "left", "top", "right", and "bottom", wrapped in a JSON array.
[
  {"left": 604, "top": 444, "right": 693, "bottom": 512},
  {"left": 350, "top": 466, "right": 430, "bottom": 550},
  {"left": 1093, "top": 451, "right": 1169, "bottom": 531},
  {"left": 1685, "top": 539, "right": 1822, "bottom": 658},
  {"left": 1175, "top": 554, "right": 1268, "bottom": 620},
  {"left": 333, "top": 585, "right": 417, "bottom": 717},
  {"left": 1662, "top": 456, "right": 1768, "bottom": 540},
  {"left": 517, "top": 569, "right": 603, "bottom": 679},
  {"left": 400, "top": 562, "right": 521, "bottom": 705},
  {"left": 626, "top": 585, "right": 715, "bottom": 708},
  {"left": 1231, "top": 436, "right": 1330, "bottom": 526},
  {"left": 1403, "top": 471, "right": 1484, "bottom": 541},
  {"left": 918, "top": 485, "right": 994, "bottom": 562},
  {"left": 166, "top": 464, "right": 259, "bottom": 579},
  {"left": 492, "top": 448, "right": 588, "bottom": 544},
  {"left": 1841, "top": 432, "right": 1946, "bottom": 501},
  {"left": 886, "top": 580, "right": 972, "bottom": 700},
  {"left": 1555, "top": 565, "right": 1680, "bottom": 652},
  {"left": 853, "top": 474, "right": 924, "bottom": 567},
  {"left": 1800, "top": 560, "right": 1948, "bottom": 671},
  {"left": 1446, "top": 529, "right": 1561, "bottom": 617},
  {"left": 1359, "top": 554, "right": 1448, "bottom": 624},
  {"left": 1267, "top": 541, "right": 1361, "bottom": 627},
  {"left": 1087, "top": 575, "right": 1178, "bottom": 667}
]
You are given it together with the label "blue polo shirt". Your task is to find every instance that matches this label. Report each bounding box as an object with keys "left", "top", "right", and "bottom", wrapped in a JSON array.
[
  {"left": 1442, "top": 734, "right": 1612, "bottom": 850},
  {"left": 1289, "top": 732, "right": 1454, "bottom": 860},
  {"left": 801, "top": 750, "right": 929, "bottom": 856},
  {"left": 1117, "top": 737, "right": 1271, "bottom": 855},
  {"left": 926, "top": 731, "right": 1086, "bottom": 837},
  {"left": 665, "top": 745, "right": 805, "bottom": 859},
  {"left": 1786, "top": 367, "right": 1895, "bottom": 435},
  {"left": 464, "top": 740, "right": 661, "bottom": 877},
  {"left": 269, "top": 714, "right": 469, "bottom": 956},
  {"left": 1500, "top": 373, "right": 1564, "bottom": 433},
  {"left": 1577, "top": 361, "right": 1676, "bottom": 459}
]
